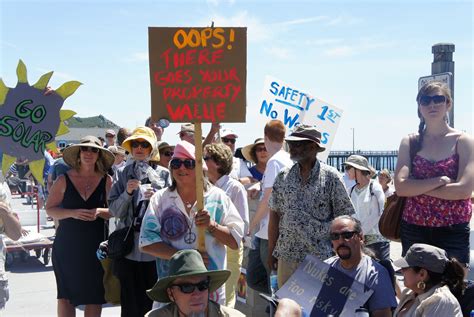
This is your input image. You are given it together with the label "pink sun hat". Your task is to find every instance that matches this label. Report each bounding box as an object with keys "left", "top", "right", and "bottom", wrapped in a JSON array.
[
  {"left": 172, "top": 141, "right": 195, "bottom": 160},
  {"left": 172, "top": 141, "right": 207, "bottom": 171}
]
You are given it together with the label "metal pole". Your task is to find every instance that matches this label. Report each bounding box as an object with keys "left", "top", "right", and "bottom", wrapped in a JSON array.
[
  {"left": 351, "top": 128, "right": 355, "bottom": 153},
  {"left": 431, "top": 43, "right": 455, "bottom": 127}
]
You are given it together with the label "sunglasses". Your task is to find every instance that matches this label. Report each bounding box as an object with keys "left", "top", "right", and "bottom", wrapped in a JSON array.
[
  {"left": 222, "top": 137, "right": 236, "bottom": 144},
  {"left": 255, "top": 146, "right": 267, "bottom": 152},
  {"left": 329, "top": 231, "right": 359, "bottom": 241},
  {"left": 163, "top": 151, "right": 174, "bottom": 157},
  {"left": 203, "top": 156, "right": 213, "bottom": 161},
  {"left": 131, "top": 141, "right": 151, "bottom": 149},
  {"left": 170, "top": 158, "right": 196, "bottom": 170},
  {"left": 344, "top": 165, "right": 353, "bottom": 172},
  {"left": 419, "top": 95, "right": 446, "bottom": 107},
  {"left": 287, "top": 140, "right": 313, "bottom": 148},
  {"left": 170, "top": 279, "right": 210, "bottom": 294},
  {"left": 80, "top": 146, "right": 100, "bottom": 153}
]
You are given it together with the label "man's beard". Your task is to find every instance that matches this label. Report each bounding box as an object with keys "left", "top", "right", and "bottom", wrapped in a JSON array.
[{"left": 336, "top": 246, "right": 352, "bottom": 260}]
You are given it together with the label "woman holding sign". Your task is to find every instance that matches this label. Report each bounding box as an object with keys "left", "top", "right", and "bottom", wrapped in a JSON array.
[
  {"left": 139, "top": 140, "right": 244, "bottom": 305},
  {"left": 394, "top": 81, "right": 474, "bottom": 272},
  {"left": 46, "top": 136, "right": 114, "bottom": 317}
]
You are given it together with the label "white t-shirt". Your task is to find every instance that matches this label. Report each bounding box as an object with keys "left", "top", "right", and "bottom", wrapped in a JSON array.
[
  {"left": 255, "top": 150, "right": 293, "bottom": 240},
  {"left": 216, "top": 174, "right": 249, "bottom": 234},
  {"left": 349, "top": 180, "right": 386, "bottom": 236},
  {"left": 229, "top": 157, "right": 252, "bottom": 180},
  {"left": 139, "top": 186, "right": 244, "bottom": 304}
]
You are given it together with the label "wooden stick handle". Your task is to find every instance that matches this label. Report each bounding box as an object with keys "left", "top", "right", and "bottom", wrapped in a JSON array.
[{"left": 194, "top": 122, "right": 206, "bottom": 252}]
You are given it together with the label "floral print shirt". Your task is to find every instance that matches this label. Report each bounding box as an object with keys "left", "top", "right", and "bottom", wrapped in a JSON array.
[
  {"left": 402, "top": 154, "right": 472, "bottom": 227},
  {"left": 269, "top": 161, "right": 355, "bottom": 263}
]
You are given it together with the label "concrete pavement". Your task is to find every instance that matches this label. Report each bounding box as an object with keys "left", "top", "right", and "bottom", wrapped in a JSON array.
[{"left": 2, "top": 194, "right": 473, "bottom": 316}]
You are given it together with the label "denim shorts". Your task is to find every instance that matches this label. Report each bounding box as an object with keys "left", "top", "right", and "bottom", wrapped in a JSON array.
[{"left": 400, "top": 220, "right": 470, "bottom": 265}]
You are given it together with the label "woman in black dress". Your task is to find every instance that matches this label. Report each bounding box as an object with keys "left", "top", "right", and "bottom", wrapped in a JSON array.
[{"left": 46, "top": 136, "right": 114, "bottom": 317}]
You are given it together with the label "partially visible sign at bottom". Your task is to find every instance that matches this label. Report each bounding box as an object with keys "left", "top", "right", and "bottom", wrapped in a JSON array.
[{"left": 276, "top": 255, "right": 373, "bottom": 317}]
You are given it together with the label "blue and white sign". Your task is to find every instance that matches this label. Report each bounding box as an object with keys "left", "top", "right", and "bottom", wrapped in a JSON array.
[
  {"left": 259, "top": 76, "right": 343, "bottom": 161},
  {"left": 276, "top": 255, "right": 373, "bottom": 317}
]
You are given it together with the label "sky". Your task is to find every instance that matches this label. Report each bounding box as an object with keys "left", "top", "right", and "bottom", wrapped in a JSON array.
[{"left": 1, "top": 0, "right": 472, "bottom": 152}]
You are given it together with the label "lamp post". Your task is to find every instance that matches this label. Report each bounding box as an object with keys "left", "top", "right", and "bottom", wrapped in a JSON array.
[{"left": 351, "top": 128, "right": 355, "bottom": 153}]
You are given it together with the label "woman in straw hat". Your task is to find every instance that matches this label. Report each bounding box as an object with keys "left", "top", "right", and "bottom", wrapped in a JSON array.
[
  {"left": 241, "top": 137, "right": 269, "bottom": 183},
  {"left": 46, "top": 136, "right": 115, "bottom": 316},
  {"left": 343, "top": 155, "right": 389, "bottom": 261},
  {"left": 145, "top": 249, "right": 244, "bottom": 316},
  {"left": 108, "top": 126, "right": 170, "bottom": 317},
  {"left": 139, "top": 140, "right": 244, "bottom": 306}
]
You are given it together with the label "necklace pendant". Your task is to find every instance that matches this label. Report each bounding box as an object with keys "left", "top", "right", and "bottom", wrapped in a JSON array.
[
  {"left": 184, "top": 231, "right": 196, "bottom": 244},
  {"left": 186, "top": 202, "right": 192, "bottom": 209}
]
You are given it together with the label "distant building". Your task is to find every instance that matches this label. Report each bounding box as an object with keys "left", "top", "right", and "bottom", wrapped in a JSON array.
[{"left": 57, "top": 115, "right": 119, "bottom": 146}]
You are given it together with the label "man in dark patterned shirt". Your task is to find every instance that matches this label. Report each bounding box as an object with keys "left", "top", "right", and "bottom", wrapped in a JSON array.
[{"left": 268, "top": 125, "right": 355, "bottom": 287}]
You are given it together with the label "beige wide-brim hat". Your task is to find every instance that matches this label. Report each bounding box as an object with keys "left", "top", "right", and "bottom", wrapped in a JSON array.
[
  {"left": 343, "top": 155, "right": 376, "bottom": 176},
  {"left": 62, "top": 136, "right": 115, "bottom": 170},
  {"left": 241, "top": 138, "right": 265, "bottom": 164}
]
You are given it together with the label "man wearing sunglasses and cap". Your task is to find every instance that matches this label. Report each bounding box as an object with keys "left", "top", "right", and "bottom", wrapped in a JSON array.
[
  {"left": 268, "top": 125, "right": 355, "bottom": 287},
  {"left": 145, "top": 249, "right": 245, "bottom": 317}
]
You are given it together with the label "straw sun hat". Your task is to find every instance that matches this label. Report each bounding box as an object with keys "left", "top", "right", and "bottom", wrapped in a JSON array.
[{"left": 62, "top": 136, "right": 115, "bottom": 170}]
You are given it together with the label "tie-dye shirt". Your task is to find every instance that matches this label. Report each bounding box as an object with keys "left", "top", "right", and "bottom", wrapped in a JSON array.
[{"left": 139, "top": 186, "right": 244, "bottom": 304}]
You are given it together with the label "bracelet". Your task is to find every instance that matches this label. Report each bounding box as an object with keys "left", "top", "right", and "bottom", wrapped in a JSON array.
[{"left": 207, "top": 221, "right": 219, "bottom": 234}]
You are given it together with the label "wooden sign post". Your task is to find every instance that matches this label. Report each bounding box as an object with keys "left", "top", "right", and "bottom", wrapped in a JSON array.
[{"left": 149, "top": 26, "right": 247, "bottom": 253}]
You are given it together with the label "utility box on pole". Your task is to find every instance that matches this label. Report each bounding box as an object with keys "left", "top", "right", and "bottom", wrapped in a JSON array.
[{"left": 431, "top": 43, "right": 455, "bottom": 127}]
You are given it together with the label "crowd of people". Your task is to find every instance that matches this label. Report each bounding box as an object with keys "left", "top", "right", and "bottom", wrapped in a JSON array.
[{"left": 0, "top": 81, "right": 472, "bottom": 317}]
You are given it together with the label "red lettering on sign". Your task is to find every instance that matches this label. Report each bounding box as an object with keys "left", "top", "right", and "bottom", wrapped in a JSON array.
[
  {"left": 199, "top": 67, "right": 240, "bottom": 83},
  {"left": 162, "top": 84, "right": 241, "bottom": 102},
  {"left": 166, "top": 102, "right": 226, "bottom": 122},
  {"left": 160, "top": 48, "right": 224, "bottom": 69},
  {"left": 154, "top": 70, "right": 192, "bottom": 87}
]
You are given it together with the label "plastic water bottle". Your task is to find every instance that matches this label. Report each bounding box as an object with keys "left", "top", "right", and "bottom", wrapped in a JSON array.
[{"left": 270, "top": 270, "right": 278, "bottom": 296}]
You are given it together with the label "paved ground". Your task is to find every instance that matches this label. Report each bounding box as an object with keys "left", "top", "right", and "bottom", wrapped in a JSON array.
[{"left": 2, "top": 194, "right": 473, "bottom": 316}]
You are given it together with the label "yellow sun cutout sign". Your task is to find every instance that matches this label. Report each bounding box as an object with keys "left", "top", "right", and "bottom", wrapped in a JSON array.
[{"left": 0, "top": 60, "right": 80, "bottom": 184}]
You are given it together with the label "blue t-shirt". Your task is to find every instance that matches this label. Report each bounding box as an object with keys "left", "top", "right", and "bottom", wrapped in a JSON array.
[
  {"left": 325, "top": 255, "right": 397, "bottom": 313},
  {"left": 249, "top": 165, "right": 263, "bottom": 181}
]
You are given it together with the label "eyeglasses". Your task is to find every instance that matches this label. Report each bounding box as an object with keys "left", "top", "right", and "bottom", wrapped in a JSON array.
[
  {"left": 222, "top": 137, "right": 236, "bottom": 144},
  {"left": 131, "top": 141, "right": 151, "bottom": 149},
  {"left": 163, "top": 151, "right": 174, "bottom": 157},
  {"left": 170, "top": 158, "right": 196, "bottom": 170},
  {"left": 80, "top": 146, "right": 100, "bottom": 153},
  {"left": 170, "top": 279, "right": 210, "bottom": 294},
  {"left": 329, "top": 231, "right": 359, "bottom": 241},
  {"left": 255, "top": 146, "right": 267, "bottom": 152},
  {"left": 419, "top": 95, "right": 446, "bottom": 107},
  {"left": 203, "top": 156, "right": 213, "bottom": 161}
]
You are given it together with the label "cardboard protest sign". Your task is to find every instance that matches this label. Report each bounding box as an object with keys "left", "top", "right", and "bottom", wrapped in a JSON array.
[
  {"left": 276, "top": 255, "right": 373, "bottom": 317},
  {"left": 259, "top": 75, "right": 343, "bottom": 161},
  {"left": 149, "top": 27, "right": 247, "bottom": 123},
  {"left": 0, "top": 60, "right": 78, "bottom": 184}
]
